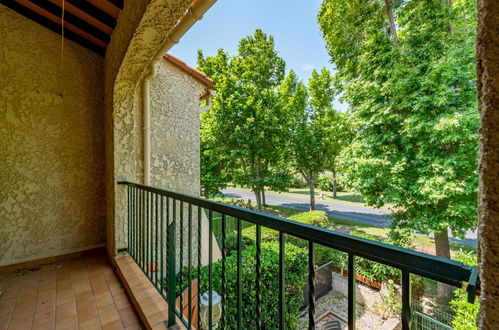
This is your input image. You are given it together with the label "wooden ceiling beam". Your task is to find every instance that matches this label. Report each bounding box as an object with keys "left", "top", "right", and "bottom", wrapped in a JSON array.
[
  {"left": 106, "top": 0, "right": 122, "bottom": 10},
  {"left": 85, "top": 0, "right": 119, "bottom": 19},
  {"left": 19, "top": 0, "right": 110, "bottom": 43},
  {"left": 1, "top": 1, "right": 105, "bottom": 55},
  {"left": 64, "top": 0, "right": 116, "bottom": 29}
]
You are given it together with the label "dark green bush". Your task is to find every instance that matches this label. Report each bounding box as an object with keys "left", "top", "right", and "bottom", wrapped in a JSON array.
[{"left": 175, "top": 241, "right": 308, "bottom": 329}]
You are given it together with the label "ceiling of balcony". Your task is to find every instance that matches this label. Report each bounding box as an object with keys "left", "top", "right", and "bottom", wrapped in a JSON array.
[{"left": 1, "top": 0, "right": 123, "bottom": 56}]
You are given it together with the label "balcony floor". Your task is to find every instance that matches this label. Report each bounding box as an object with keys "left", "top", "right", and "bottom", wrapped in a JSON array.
[{"left": 0, "top": 253, "right": 143, "bottom": 330}]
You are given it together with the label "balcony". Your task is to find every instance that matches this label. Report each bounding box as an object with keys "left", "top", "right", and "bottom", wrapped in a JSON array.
[{"left": 117, "top": 181, "right": 478, "bottom": 330}]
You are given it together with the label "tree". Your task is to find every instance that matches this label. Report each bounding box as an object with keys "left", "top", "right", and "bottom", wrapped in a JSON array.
[
  {"left": 319, "top": 0, "right": 478, "bottom": 299},
  {"left": 200, "top": 113, "right": 232, "bottom": 198},
  {"left": 283, "top": 68, "right": 337, "bottom": 210},
  {"left": 198, "top": 30, "right": 291, "bottom": 211},
  {"left": 307, "top": 68, "right": 352, "bottom": 199}
]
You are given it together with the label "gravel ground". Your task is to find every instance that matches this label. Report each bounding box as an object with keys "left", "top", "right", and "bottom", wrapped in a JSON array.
[{"left": 298, "top": 292, "right": 400, "bottom": 329}]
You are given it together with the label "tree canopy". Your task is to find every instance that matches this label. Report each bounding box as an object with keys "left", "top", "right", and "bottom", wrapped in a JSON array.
[
  {"left": 198, "top": 30, "right": 291, "bottom": 210},
  {"left": 318, "top": 0, "right": 478, "bottom": 274}
]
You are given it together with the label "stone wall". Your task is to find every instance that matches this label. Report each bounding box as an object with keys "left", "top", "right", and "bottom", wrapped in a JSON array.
[
  {"left": 477, "top": 0, "right": 499, "bottom": 327},
  {"left": 0, "top": 6, "right": 105, "bottom": 265}
]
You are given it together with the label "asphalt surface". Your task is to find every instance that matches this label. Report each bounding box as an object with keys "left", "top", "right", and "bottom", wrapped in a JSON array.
[{"left": 222, "top": 189, "right": 477, "bottom": 247}]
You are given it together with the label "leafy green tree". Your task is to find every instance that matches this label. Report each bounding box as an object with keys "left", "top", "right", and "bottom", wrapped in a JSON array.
[
  {"left": 283, "top": 68, "right": 351, "bottom": 209},
  {"left": 308, "top": 68, "right": 352, "bottom": 198},
  {"left": 283, "top": 69, "right": 331, "bottom": 210},
  {"left": 319, "top": 0, "right": 478, "bottom": 298},
  {"left": 200, "top": 114, "right": 232, "bottom": 197},
  {"left": 198, "top": 30, "right": 291, "bottom": 210}
]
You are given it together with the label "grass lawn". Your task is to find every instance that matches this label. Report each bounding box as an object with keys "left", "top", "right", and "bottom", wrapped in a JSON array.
[
  {"left": 228, "top": 185, "right": 394, "bottom": 211},
  {"left": 212, "top": 196, "right": 476, "bottom": 258}
]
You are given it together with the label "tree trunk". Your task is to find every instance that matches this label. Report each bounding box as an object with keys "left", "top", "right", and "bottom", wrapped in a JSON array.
[
  {"left": 204, "top": 187, "right": 210, "bottom": 199},
  {"left": 309, "top": 180, "right": 316, "bottom": 211},
  {"left": 262, "top": 189, "right": 266, "bottom": 206},
  {"left": 384, "top": 0, "right": 399, "bottom": 47},
  {"left": 332, "top": 168, "right": 338, "bottom": 199},
  {"left": 445, "top": 0, "right": 453, "bottom": 36},
  {"left": 254, "top": 189, "right": 262, "bottom": 211},
  {"left": 435, "top": 230, "right": 453, "bottom": 301}
]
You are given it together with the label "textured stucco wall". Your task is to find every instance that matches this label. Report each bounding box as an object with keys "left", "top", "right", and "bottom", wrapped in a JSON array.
[
  {"left": 0, "top": 6, "right": 105, "bottom": 265},
  {"left": 103, "top": 0, "right": 192, "bottom": 258},
  {"left": 477, "top": 0, "right": 499, "bottom": 327},
  {"left": 150, "top": 60, "right": 221, "bottom": 266},
  {"left": 150, "top": 60, "right": 204, "bottom": 192}
]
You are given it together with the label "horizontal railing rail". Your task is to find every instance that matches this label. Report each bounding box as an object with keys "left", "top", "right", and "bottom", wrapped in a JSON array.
[{"left": 118, "top": 181, "right": 477, "bottom": 330}]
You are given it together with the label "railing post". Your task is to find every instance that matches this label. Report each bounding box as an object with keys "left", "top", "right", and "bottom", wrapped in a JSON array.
[
  {"left": 167, "top": 221, "right": 176, "bottom": 328},
  {"left": 402, "top": 270, "right": 412, "bottom": 329},
  {"left": 348, "top": 252, "right": 356, "bottom": 329}
]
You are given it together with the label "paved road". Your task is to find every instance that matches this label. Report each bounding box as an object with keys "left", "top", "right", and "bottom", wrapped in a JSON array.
[{"left": 222, "top": 189, "right": 477, "bottom": 247}]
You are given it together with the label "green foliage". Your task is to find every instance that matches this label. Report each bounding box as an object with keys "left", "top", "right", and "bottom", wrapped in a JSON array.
[
  {"left": 283, "top": 68, "right": 352, "bottom": 210},
  {"left": 450, "top": 250, "right": 478, "bottom": 329},
  {"left": 176, "top": 242, "right": 307, "bottom": 329},
  {"left": 198, "top": 30, "right": 292, "bottom": 209},
  {"left": 317, "top": 173, "right": 345, "bottom": 192},
  {"left": 287, "top": 210, "right": 330, "bottom": 228},
  {"left": 373, "top": 280, "right": 401, "bottom": 319},
  {"left": 318, "top": 0, "right": 479, "bottom": 255}
]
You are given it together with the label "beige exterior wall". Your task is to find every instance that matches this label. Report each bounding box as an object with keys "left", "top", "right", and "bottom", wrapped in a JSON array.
[
  {"left": 150, "top": 60, "right": 221, "bottom": 265},
  {"left": 0, "top": 6, "right": 105, "bottom": 265},
  {"left": 150, "top": 60, "right": 204, "bottom": 192}
]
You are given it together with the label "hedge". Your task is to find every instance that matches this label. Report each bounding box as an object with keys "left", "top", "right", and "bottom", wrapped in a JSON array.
[{"left": 175, "top": 241, "right": 308, "bottom": 329}]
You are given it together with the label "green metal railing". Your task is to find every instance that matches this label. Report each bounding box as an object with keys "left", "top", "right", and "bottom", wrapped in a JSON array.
[
  {"left": 119, "top": 181, "right": 477, "bottom": 330},
  {"left": 411, "top": 300, "right": 454, "bottom": 330}
]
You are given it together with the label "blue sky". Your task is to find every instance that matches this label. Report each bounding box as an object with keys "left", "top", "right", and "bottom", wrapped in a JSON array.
[{"left": 170, "top": 0, "right": 347, "bottom": 110}]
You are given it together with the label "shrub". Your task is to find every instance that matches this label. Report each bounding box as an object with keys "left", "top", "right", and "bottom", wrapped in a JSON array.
[
  {"left": 287, "top": 211, "right": 330, "bottom": 228},
  {"left": 317, "top": 173, "right": 335, "bottom": 192},
  {"left": 450, "top": 250, "right": 478, "bottom": 330},
  {"left": 175, "top": 242, "right": 308, "bottom": 329}
]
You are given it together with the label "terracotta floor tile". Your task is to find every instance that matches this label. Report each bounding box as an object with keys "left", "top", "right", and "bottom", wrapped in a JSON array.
[
  {"left": 76, "top": 301, "right": 99, "bottom": 323},
  {"left": 56, "top": 301, "right": 76, "bottom": 324},
  {"left": 0, "top": 298, "right": 17, "bottom": 315},
  {"left": 102, "top": 319, "right": 124, "bottom": 330},
  {"left": 32, "top": 311, "right": 55, "bottom": 330},
  {"left": 109, "top": 284, "right": 125, "bottom": 297},
  {"left": 57, "top": 280, "right": 73, "bottom": 292},
  {"left": 98, "top": 304, "right": 120, "bottom": 326},
  {"left": 0, "top": 312, "right": 12, "bottom": 330},
  {"left": 38, "top": 279, "right": 57, "bottom": 293},
  {"left": 1, "top": 254, "right": 140, "bottom": 330},
  {"left": 79, "top": 318, "right": 102, "bottom": 330},
  {"left": 56, "top": 292, "right": 75, "bottom": 306},
  {"left": 118, "top": 307, "right": 139, "bottom": 328},
  {"left": 35, "top": 290, "right": 55, "bottom": 310},
  {"left": 95, "top": 292, "right": 114, "bottom": 309},
  {"left": 76, "top": 290, "right": 94, "bottom": 304},
  {"left": 7, "top": 316, "right": 32, "bottom": 330},
  {"left": 11, "top": 302, "right": 36, "bottom": 320},
  {"left": 91, "top": 283, "right": 109, "bottom": 296},
  {"left": 1, "top": 287, "right": 19, "bottom": 299},
  {"left": 113, "top": 294, "right": 131, "bottom": 310},
  {"left": 55, "top": 318, "right": 78, "bottom": 330},
  {"left": 124, "top": 324, "right": 144, "bottom": 330},
  {"left": 151, "top": 322, "right": 168, "bottom": 330}
]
